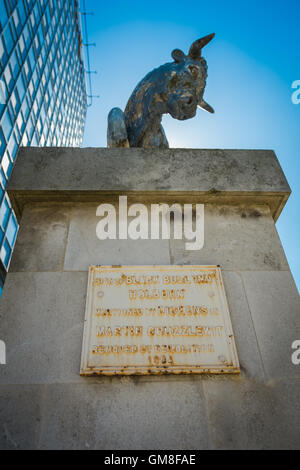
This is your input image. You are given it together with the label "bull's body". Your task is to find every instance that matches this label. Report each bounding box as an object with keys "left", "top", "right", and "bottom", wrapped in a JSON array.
[{"left": 107, "top": 34, "right": 215, "bottom": 149}]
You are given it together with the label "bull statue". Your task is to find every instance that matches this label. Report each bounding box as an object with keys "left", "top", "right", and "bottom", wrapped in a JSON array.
[{"left": 107, "top": 33, "right": 215, "bottom": 149}]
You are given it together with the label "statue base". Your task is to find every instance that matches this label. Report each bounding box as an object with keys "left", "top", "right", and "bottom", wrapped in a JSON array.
[{"left": 0, "top": 147, "right": 299, "bottom": 449}]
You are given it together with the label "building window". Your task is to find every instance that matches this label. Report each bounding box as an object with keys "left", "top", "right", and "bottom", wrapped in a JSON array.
[
  {"left": 0, "top": 239, "right": 11, "bottom": 268},
  {"left": 1, "top": 108, "right": 13, "bottom": 142},
  {"left": 3, "top": 23, "right": 14, "bottom": 56},
  {"left": 6, "top": 214, "right": 18, "bottom": 247},
  {"left": 0, "top": 195, "right": 10, "bottom": 230}
]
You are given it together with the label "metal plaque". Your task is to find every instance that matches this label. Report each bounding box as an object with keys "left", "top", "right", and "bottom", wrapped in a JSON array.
[{"left": 80, "top": 265, "right": 240, "bottom": 375}]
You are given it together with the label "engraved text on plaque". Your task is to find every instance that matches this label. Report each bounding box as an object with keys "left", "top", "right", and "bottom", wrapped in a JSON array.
[{"left": 80, "top": 265, "right": 240, "bottom": 375}]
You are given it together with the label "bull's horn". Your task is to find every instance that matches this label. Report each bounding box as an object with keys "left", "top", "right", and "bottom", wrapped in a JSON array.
[
  {"left": 188, "top": 33, "right": 215, "bottom": 60},
  {"left": 198, "top": 100, "right": 214, "bottom": 113},
  {"left": 171, "top": 49, "right": 186, "bottom": 63}
]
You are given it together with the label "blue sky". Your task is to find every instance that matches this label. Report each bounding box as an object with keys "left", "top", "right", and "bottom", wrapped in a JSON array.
[{"left": 82, "top": 0, "right": 300, "bottom": 291}]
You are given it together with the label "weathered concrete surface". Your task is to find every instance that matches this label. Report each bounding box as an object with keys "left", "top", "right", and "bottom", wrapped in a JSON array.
[
  {"left": 8, "top": 148, "right": 290, "bottom": 221},
  {"left": 1, "top": 148, "right": 299, "bottom": 449},
  {"left": 169, "top": 204, "right": 289, "bottom": 271},
  {"left": 10, "top": 203, "right": 288, "bottom": 273},
  {"left": 221, "top": 272, "right": 265, "bottom": 380},
  {"left": 202, "top": 376, "right": 300, "bottom": 450},
  {"left": 241, "top": 271, "right": 300, "bottom": 380},
  {"left": 9, "top": 205, "right": 69, "bottom": 272},
  {"left": 0, "top": 272, "right": 88, "bottom": 385},
  {"left": 38, "top": 380, "right": 209, "bottom": 450}
]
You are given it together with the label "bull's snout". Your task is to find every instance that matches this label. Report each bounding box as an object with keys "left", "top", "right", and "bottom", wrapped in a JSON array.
[
  {"left": 169, "top": 93, "right": 198, "bottom": 120},
  {"left": 181, "top": 94, "right": 195, "bottom": 107}
]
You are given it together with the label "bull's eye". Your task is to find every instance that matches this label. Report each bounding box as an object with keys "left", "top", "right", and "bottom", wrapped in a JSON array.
[
  {"left": 188, "top": 65, "right": 199, "bottom": 78},
  {"left": 168, "top": 75, "right": 179, "bottom": 90}
]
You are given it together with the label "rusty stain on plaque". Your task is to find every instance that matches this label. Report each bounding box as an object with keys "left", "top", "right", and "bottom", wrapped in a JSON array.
[{"left": 80, "top": 265, "right": 240, "bottom": 375}]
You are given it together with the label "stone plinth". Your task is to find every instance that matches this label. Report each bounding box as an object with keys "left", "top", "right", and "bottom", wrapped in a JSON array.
[{"left": 0, "top": 148, "right": 299, "bottom": 450}]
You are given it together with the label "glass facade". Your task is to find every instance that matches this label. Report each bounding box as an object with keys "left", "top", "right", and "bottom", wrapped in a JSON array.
[{"left": 0, "top": 0, "right": 87, "bottom": 291}]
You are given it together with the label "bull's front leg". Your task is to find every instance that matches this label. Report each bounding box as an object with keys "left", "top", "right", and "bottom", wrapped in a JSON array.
[{"left": 141, "top": 124, "right": 169, "bottom": 149}]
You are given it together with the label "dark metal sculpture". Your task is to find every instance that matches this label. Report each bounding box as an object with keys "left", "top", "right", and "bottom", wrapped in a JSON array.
[{"left": 107, "top": 33, "right": 215, "bottom": 149}]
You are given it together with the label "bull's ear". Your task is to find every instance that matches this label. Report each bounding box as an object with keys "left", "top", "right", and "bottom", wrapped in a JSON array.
[
  {"left": 188, "top": 33, "right": 215, "bottom": 60},
  {"left": 171, "top": 49, "right": 186, "bottom": 63},
  {"left": 198, "top": 99, "right": 214, "bottom": 113}
]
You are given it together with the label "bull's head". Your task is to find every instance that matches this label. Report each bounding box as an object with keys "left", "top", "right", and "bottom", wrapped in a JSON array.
[{"left": 165, "top": 33, "right": 215, "bottom": 121}]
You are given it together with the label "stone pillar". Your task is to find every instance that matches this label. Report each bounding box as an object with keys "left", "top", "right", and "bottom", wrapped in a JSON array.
[{"left": 0, "top": 148, "right": 299, "bottom": 449}]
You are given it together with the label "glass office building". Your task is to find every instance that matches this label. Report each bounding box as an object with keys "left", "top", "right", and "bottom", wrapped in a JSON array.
[{"left": 0, "top": 0, "right": 87, "bottom": 290}]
